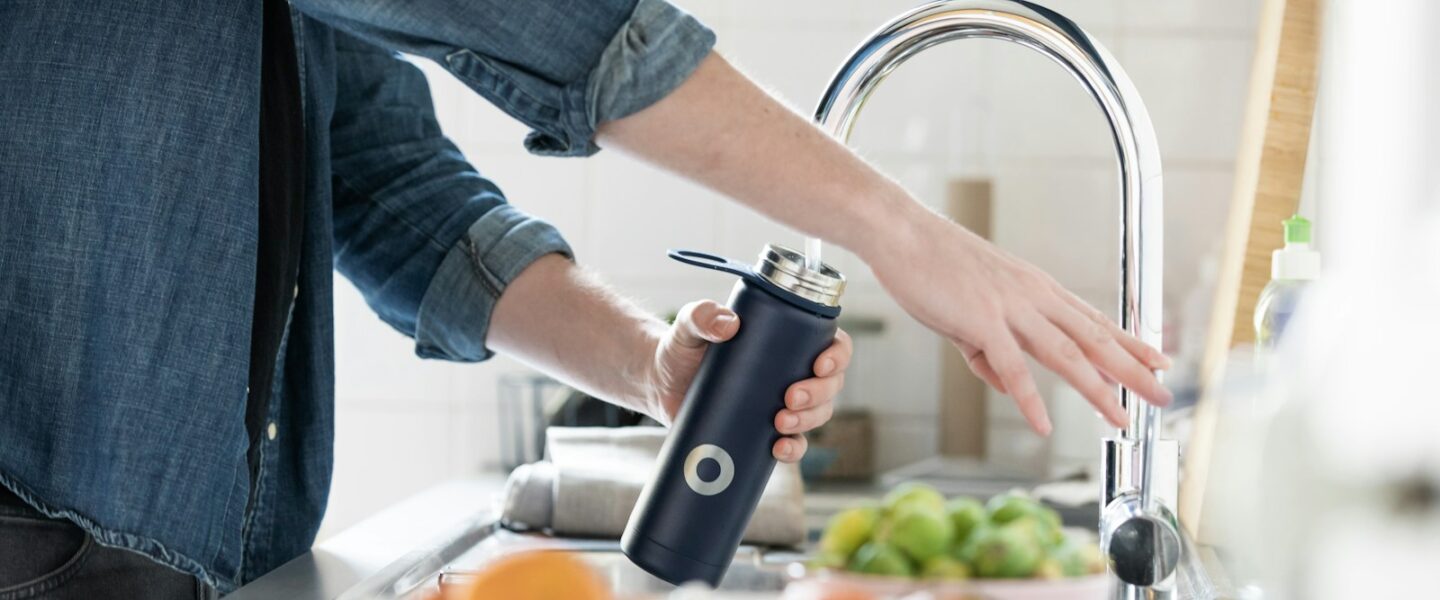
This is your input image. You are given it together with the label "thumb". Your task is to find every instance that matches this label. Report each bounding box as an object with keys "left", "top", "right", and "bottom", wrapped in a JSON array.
[{"left": 672, "top": 300, "right": 739, "bottom": 348}]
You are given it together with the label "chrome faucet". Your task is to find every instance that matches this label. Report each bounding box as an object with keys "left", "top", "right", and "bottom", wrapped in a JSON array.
[{"left": 809, "top": 1, "right": 1179, "bottom": 596}]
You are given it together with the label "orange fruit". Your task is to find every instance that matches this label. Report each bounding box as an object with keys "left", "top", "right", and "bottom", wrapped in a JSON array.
[{"left": 459, "top": 551, "right": 612, "bottom": 600}]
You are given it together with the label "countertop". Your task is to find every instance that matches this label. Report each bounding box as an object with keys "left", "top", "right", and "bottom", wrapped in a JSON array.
[{"left": 227, "top": 474, "right": 509, "bottom": 600}]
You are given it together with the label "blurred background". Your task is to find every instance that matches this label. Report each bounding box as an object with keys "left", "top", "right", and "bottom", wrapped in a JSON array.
[{"left": 319, "top": 0, "right": 1296, "bottom": 537}]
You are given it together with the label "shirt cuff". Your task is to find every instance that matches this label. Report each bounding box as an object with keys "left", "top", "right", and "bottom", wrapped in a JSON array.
[
  {"left": 413, "top": 204, "right": 573, "bottom": 362},
  {"left": 540, "top": 0, "right": 715, "bottom": 156}
]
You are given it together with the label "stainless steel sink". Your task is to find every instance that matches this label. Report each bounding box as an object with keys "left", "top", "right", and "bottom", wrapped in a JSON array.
[
  {"left": 445, "top": 544, "right": 793, "bottom": 596},
  {"left": 336, "top": 514, "right": 797, "bottom": 599}
]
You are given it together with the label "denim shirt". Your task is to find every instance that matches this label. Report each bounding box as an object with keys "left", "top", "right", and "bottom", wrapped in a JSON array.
[{"left": 0, "top": 0, "right": 713, "bottom": 591}]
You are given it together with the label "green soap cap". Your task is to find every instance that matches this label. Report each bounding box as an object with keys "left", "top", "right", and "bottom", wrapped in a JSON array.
[{"left": 1282, "top": 214, "right": 1311, "bottom": 244}]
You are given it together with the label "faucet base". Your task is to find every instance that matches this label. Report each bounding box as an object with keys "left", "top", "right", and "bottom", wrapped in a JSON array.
[
  {"left": 1101, "top": 438, "right": 1182, "bottom": 594},
  {"left": 1102, "top": 496, "right": 1181, "bottom": 589}
]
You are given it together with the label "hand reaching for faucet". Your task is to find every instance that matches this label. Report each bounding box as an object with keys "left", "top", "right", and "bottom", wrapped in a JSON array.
[
  {"left": 868, "top": 201, "right": 1173, "bottom": 434},
  {"left": 596, "top": 52, "right": 1170, "bottom": 434}
]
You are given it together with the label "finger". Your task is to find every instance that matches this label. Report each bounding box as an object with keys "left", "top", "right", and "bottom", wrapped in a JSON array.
[
  {"left": 813, "top": 329, "right": 854, "bottom": 377},
  {"left": 1056, "top": 286, "right": 1171, "bottom": 370},
  {"left": 1012, "top": 310, "right": 1127, "bottom": 428},
  {"left": 773, "top": 435, "right": 808, "bottom": 463},
  {"left": 776, "top": 400, "right": 835, "bottom": 435},
  {"left": 672, "top": 300, "right": 739, "bottom": 348},
  {"left": 785, "top": 373, "right": 844, "bottom": 411},
  {"left": 982, "top": 330, "right": 1051, "bottom": 435},
  {"left": 1045, "top": 301, "right": 1172, "bottom": 407},
  {"left": 957, "top": 341, "right": 1008, "bottom": 394}
]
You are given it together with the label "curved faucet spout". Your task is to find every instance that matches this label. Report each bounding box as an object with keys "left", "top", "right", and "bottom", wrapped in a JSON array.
[
  {"left": 812, "top": 0, "right": 1163, "bottom": 440},
  {"left": 810, "top": 0, "right": 1171, "bottom": 592}
]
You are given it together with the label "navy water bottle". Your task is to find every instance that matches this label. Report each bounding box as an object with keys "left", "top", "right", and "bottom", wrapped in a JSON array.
[{"left": 622, "top": 244, "right": 845, "bottom": 587}]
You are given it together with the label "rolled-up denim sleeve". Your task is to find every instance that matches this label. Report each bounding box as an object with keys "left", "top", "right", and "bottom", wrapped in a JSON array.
[
  {"left": 331, "top": 33, "right": 571, "bottom": 362},
  {"left": 295, "top": 0, "right": 715, "bottom": 157}
]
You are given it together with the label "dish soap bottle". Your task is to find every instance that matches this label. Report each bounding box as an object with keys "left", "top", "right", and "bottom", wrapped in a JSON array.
[{"left": 1255, "top": 214, "right": 1320, "bottom": 348}]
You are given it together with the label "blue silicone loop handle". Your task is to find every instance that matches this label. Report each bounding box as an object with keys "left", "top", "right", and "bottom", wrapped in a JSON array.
[
  {"left": 667, "top": 250, "right": 760, "bottom": 283},
  {"left": 667, "top": 249, "right": 841, "bottom": 318}
]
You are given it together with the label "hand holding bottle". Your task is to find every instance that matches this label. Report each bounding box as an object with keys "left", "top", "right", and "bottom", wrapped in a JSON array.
[{"left": 646, "top": 298, "right": 852, "bottom": 463}]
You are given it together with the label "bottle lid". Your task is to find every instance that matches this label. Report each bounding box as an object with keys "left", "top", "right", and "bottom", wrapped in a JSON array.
[
  {"left": 754, "top": 244, "right": 846, "bottom": 307},
  {"left": 1272, "top": 214, "right": 1320, "bottom": 280},
  {"left": 1283, "top": 214, "right": 1312, "bottom": 244}
]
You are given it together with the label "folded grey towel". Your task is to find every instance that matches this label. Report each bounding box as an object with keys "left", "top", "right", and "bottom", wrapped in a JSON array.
[{"left": 500, "top": 427, "right": 806, "bottom": 547}]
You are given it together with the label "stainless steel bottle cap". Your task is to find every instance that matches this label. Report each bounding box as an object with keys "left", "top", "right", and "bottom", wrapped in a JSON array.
[{"left": 754, "top": 244, "right": 845, "bottom": 307}]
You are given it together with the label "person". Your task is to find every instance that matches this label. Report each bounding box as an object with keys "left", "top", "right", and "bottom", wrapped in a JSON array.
[{"left": 0, "top": 0, "right": 1172, "bottom": 597}]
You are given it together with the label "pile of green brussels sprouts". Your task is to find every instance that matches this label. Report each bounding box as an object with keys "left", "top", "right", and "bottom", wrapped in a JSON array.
[{"left": 812, "top": 483, "right": 1105, "bottom": 581}]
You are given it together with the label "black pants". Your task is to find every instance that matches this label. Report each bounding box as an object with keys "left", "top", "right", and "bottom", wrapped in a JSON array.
[{"left": 0, "top": 488, "right": 215, "bottom": 600}]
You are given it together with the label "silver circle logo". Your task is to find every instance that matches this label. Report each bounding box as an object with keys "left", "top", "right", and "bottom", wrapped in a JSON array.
[{"left": 683, "top": 444, "right": 735, "bottom": 496}]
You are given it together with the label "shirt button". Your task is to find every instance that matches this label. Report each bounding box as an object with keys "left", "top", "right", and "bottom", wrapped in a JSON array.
[
  {"left": 292, "top": 284, "right": 299, "bottom": 300},
  {"left": 267, "top": 422, "right": 278, "bottom": 441}
]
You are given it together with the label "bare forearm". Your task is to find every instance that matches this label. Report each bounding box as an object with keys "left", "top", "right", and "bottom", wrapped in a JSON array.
[
  {"left": 593, "top": 50, "right": 1173, "bottom": 435},
  {"left": 596, "top": 52, "right": 923, "bottom": 262},
  {"left": 487, "top": 253, "right": 665, "bottom": 415}
]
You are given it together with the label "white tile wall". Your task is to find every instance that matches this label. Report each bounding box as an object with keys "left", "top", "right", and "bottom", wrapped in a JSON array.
[
  {"left": 324, "top": 278, "right": 536, "bottom": 537},
  {"left": 984, "top": 44, "right": 1122, "bottom": 161},
  {"left": 1118, "top": 0, "right": 1261, "bottom": 35},
  {"left": 332, "top": 280, "right": 465, "bottom": 409},
  {"left": 1161, "top": 167, "right": 1236, "bottom": 295},
  {"left": 584, "top": 154, "right": 725, "bottom": 282},
  {"left": 721, "top": 25, "right": 877, "bottom": 111},
  {"left": 840, "top": 44, "right": 987, "bottom": 161},
  {"left": 990, "top": 163, "right": 1120, "bottom": 290},
  {"left": 1040, "top": 0, "right": 1123, "bottom": 30},
  {"left": 324, "top": 0, "right": 1264, "bottom": 535},
  {"left": 1121, "top": 36, "right": 1254, "bottom": 164},
  {"left": 328, "top": 402, "right": 454, "bottom": 532}
]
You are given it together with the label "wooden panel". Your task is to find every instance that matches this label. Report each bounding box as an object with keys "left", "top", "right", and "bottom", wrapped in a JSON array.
[
  {"left": 1179, "top": 0, "right": 1322, "bottom": 538},
  {"left": 939, "top": 179, "right": 992, "bottom": 457}
]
